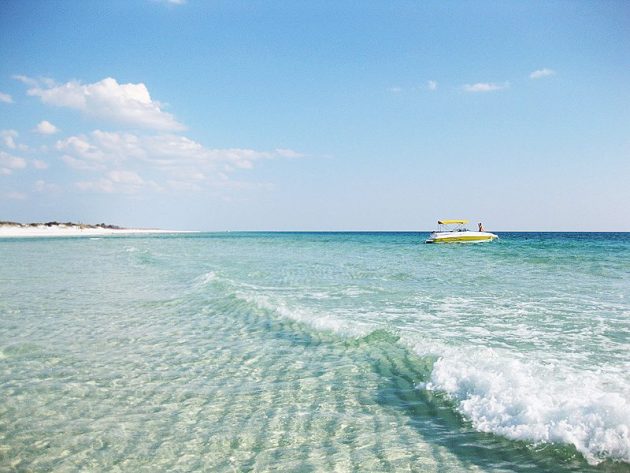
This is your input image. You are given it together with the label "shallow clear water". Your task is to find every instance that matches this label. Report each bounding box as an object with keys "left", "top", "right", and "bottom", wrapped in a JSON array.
[{"left": 1, "top": 232, "right": 629, "bottom": 472}]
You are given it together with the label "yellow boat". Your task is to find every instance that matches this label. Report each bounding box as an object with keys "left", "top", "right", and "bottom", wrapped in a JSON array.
[{"left": 425, "top": 219, "right": 498, "bottom": 243}]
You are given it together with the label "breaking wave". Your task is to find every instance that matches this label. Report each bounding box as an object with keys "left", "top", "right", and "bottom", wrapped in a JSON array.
[
  {"left": 195, "top": 270, "right": 630, "bottom": 465},
  {"left": 414, "top": 345, "right": 630, "bottom": 465}
]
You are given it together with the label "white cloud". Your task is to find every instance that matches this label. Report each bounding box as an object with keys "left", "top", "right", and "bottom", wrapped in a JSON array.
[
  {"left": 93, "top": 169, "right": 146, "bottom": 194},
  {"left": 75, "top": 172, "right": 156, "bottom": 195},
  {"left": 34, "top": 180, "right": 60, "bottom": 193},
  {"left": 13, "top": 75, "right": 55, "bottom": 87},
  {"left": 0, "top": 151, "right": 27, "bottom": 175},
  {"left": 388, "top": 86, "right": 403, "bottom": 93},
  {"left": 58, "top": 130, "right": 301, "bottom": 193},
  {"left": 107, "top": 170, "right": 144, "bottom": 185},
  {"left": 427, "top": 80, "right": 438, "bottom": 91},
  {"left": 463, "top": 82, "right": 509, "bottom": 93},
  {"left": 34, "top": 120, "right": 59, "bottom": 135},
  {"left": 58, "top": 131, "right": 298, "bottom": 171},
  {"left": 154, "top": 0, "right": 186, "bottom": 4},
  {"left": 274, "top": 148, "right": 303, "bottom": 159},
  {"left": 33, "top": 159, "right": 49, "bottom": 170},
  {"left": 26, "top": 77, "right": 184, "bottom": 131},
  {"left": 529, "top": 68, "right": 556, "bottom": 79},
  {"left": 1, "top": 130, "right": 18, "bottom": 149},
  {"left": 0, "top": 92, "right": 13, "bottom": 104}
]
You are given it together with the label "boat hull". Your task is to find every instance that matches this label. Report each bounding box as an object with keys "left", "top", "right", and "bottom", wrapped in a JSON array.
[{"left": 425, "top": 231, "right": 498, "bottom": 244}]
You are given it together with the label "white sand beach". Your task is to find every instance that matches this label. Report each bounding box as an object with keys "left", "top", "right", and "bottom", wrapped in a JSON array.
[{"left": 0, "top": 224, "right": 195, "bottom": 238}]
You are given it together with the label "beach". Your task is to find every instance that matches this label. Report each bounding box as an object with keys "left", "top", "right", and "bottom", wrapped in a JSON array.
[
  {"left": 1, "top": 232, "right": 628, "bottom": 472},
  {"left": 0, "top": 223, "right": 194, "bottom": 238}
]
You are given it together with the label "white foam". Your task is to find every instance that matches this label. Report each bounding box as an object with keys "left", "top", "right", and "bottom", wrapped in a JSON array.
[
  {"left": 193, "top": 270, "right": 375, "bottom": 337},
  {"left": 237, "top": 292, "right": 374, "bottom": 338},
  {"left": 416, "top": 345, "right": 630, "bottom": 465},
  {"left": 196, "top": 271, "right": 217, "bottom": 286}
]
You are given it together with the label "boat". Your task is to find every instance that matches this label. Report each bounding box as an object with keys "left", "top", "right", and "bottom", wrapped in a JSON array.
[{"left": 425, "top": 219, "right": 498, "bottom": 243}]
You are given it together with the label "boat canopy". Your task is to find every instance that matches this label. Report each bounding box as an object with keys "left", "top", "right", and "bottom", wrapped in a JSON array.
[{"left": 438, "top": 219, "right": 469, "bottom": 225}]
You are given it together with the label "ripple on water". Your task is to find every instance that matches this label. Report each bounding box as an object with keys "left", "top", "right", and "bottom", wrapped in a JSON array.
[{"left": 0, "top": 232, "right": 628, "bottom": 471}]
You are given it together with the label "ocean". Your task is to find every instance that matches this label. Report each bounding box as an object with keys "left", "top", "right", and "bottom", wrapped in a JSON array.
[{"left": 1, "top": 232, "right": 628, "bottom": 472}]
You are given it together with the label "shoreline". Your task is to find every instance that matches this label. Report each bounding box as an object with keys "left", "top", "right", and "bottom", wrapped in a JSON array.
[{"left": 0, "top": 224, "right": 196, "bottom": 238}]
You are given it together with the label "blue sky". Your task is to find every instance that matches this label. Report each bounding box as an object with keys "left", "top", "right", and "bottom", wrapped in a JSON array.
[{"left": 1, "top": 0, "right": 628, "bottom": 231}]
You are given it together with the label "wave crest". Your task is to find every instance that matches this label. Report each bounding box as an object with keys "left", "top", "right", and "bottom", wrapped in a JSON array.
[{"left": 419, "top": 346, "right": 630, "bottom": 465}]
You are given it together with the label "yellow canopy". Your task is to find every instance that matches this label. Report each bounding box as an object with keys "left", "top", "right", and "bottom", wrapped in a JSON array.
[{"left": 438, "top": 219, "right": 469, "bottom": 225}]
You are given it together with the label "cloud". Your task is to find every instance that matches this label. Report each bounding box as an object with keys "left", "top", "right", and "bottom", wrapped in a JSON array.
[
  {"left": 388, "top": 86, "right": 403, "bottom": 93},
  {"left": 1, "top": 130, "right": 28, "bottom": 151},
  {"left": 0, "top": 92, "right": 13, "bottom": 104},
  {"left": 107, "top": 170, "right": 144, "bottom": 185},
  {"left": 529, "top": 68, "right": 556, "bottom": 79},
  {"left": 13, "top": 75, "right": 55, "bottom": 87},
  {"left": 274, "top": 148, "right": 303, "bottom": 159},
  {"left": 33, "top": 159, "right": 49, "bottom": 170},
  {"left": 58, "top": 131, "right": 300, "bottom": 171},
  {"left": 0, "top": 151, "right": 27, "bottom": 175},
  {"left": 34, "top": 120, "right": 59, "bottom": 135},
  {"left": 34, "top": 180, "right": 60, "bottom": 193},
  {"left": 427, "top": 80, "right": 438, "bottom": 91},
  {"left": 57, "top": 130, "right": 301, "bottom": 193},
  {"left": 1, "top": 130, "right": 18, "bottom": 149},
  {"left": 25, "top": 77, "right": 185, "bottom": 131},
  {"left": 153, "top": 0, "right": 186, "bottom": 4},
  {"left": 463, "top": 82, "right": 509, "bottom": 93},
  {"left": 75, "top": 171, "right": 145, "bottom": 195}
]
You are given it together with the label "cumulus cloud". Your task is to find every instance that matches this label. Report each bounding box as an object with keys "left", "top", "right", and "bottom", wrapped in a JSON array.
[
  {"left": 463, "top": 82, "right": 509, "bottom": 93},
  {"left": 25, "top": 77, "right": 184, "bottom": 131},
  {"left": 34, "top": 120, "right": 59, "bottom": 135},
  {"left": 529, "top": 68, "right": 556, "bottom": 79},
  {"left": 427, "top": 80, "right": 438, "bottom": 91},
  {"left": 0, "top": 92, "right": 13, "bottom": 104},
  {"left": 0, "top": 151, "right": 27, "bottom": 175},
  {"left": 57, "top": 130, "right": 301, "bottom": 193}
]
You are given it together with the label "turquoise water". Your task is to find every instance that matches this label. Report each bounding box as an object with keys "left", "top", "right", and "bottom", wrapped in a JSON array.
[{"left": 1, "top": 232, "right": 628, "bottom": 472}]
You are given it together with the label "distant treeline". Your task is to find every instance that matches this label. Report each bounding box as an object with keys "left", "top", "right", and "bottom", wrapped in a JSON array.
[{"left": 0, "top": 221, "right": 123, "bottom": 229}]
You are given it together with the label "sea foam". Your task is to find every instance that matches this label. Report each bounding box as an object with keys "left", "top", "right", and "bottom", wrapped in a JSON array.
[
  {"left": 237, "top": 291, "right": 374, "bottom": 338},
  {"left": 417, "top": 345, "right": 630, "bottom": 464}
]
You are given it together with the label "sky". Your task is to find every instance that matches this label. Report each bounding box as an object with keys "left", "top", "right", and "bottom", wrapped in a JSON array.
[{"left": 0, "top": 0, "right": 629, "bottom": 231}]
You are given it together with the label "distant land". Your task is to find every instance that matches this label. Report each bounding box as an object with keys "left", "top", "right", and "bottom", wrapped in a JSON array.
[
  {"left": 1, "top": 220, "right": 124, "bottom": 229},
  {"left": 0, "top": 221, "right": 194, "bottom": 238}
]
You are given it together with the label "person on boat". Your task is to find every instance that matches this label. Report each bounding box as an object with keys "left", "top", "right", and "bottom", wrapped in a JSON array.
[{"left": 478, "top": 222, "right": 485, "bottom": 232}]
